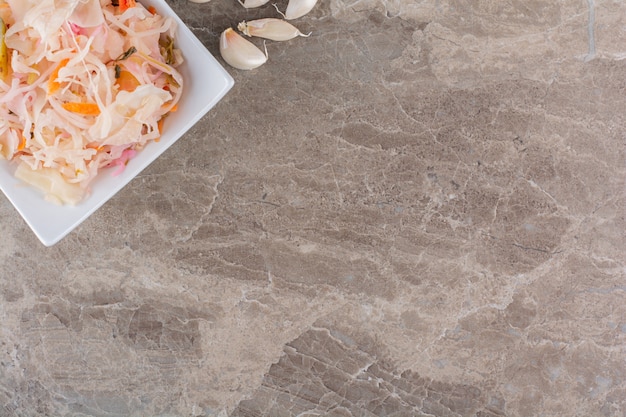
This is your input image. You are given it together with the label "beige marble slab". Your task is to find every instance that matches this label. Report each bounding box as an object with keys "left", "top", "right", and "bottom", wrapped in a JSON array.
[{"left": 1, "top": 0, "right": 625, "bottom": 415}]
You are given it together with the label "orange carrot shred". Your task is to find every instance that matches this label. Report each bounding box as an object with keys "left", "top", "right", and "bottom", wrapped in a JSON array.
[
  {"left": 157, "top": 117, "right": 165, "bottom": 136},
  {"left": 147, "top": 6, "right": 157, "bottom": 15},
  {"left": 18, "top": 135, "right": 26, "bottom": 151},
  {"left": 119, "top": 0, "right": 137, "bottom": 12},
  {"left": 62, "top": 102, "right": 101, "bottom": 116},
  {"left": 48, "top": 58, "right": 70, "bottom": 94}
]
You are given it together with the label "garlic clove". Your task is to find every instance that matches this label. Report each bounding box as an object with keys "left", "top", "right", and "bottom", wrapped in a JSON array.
[
  {"left": 276, "top": 0, "right": 318, "bottom": 20},
  {"left": 219, "top": 28, "right": 268, "bottom": 70},
  {"left": 237, "top": 18, "right": 310, "bottom": 41},
  {"left": 237, "top": 0, "right": 270, "bottom": 8}
]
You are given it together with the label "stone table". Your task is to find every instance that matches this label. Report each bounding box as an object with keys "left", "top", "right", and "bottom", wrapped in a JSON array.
[{"left": 1, "top": 0, "right": 625, "bottom": 415}]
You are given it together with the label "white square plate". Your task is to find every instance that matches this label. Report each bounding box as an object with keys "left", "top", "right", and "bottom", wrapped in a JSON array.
[{"left": 0, "top": 0, "right": 234, "bottom": 246}]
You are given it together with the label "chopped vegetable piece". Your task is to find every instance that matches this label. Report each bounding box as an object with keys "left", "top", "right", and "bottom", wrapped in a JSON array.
[
  {"left": 48, "top": 58, "right": 70, "bottom": 94},
  {"left": 110, "top": 148, "right": 137, "bottom": 176},
  {"left": 160, "top": 36, "right": 176, "bottom": 65},
  {"left": 62, "top": 102, "right": 101, "bottom": 116},
  {"left": 115, "top": 69, "right": 140, "bottom": 92},
  {"left": 27, "top": 72, "right": 38, "bottom": 85},
  {"left": 119, "top": 0, "right": 137, "bottom": 12},
  {"left": 157, "top": 117, "right": 165, "bottom": 135},
  {"left": 116, "top": 46, "right": 137, "bottom": 61},
  {"left": 0, "top": 18, "right": 8, "bottom": 81}
]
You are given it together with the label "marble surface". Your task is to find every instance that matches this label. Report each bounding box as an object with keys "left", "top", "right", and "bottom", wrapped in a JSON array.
[{"left": 1, "top": 0, "right": 626, "bottom": 415}]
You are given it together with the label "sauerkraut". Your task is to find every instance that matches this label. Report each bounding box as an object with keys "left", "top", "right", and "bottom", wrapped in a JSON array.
[{"left": 0, "top": 0, "right": 183, "bottom": 204}]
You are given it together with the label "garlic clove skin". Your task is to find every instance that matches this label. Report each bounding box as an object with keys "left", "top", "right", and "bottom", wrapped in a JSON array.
[
  {"left": 219, "top": 28, "right": 268, "bottom": 70},
  {"left": 237, "top": 0, "right": 270, "bottom": 8},
  {"left": 282, "top": 0, "right": 318, "bottom": 20},
  {"left": 237, "top": 19, "right": 310, "bottom": 41}
]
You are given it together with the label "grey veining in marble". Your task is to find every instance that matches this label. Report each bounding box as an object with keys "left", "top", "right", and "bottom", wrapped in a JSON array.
[{"left": 1, "top": 0, "right": 626, "bottom": 416}]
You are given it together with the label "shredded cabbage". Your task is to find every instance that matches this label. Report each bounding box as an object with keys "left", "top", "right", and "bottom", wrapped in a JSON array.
[{"left": 0, "top": 0, "right": 183, "bottom": 205}]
